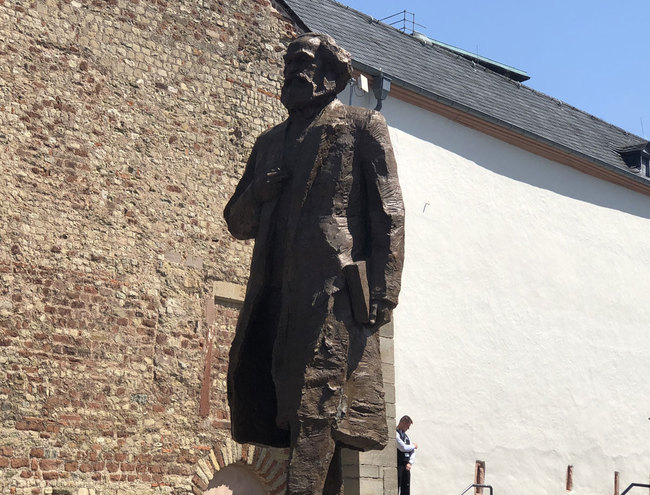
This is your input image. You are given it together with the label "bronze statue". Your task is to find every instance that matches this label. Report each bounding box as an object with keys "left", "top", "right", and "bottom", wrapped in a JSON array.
[{"left": 224, "top": 33, "right": 405, "bottom": 495}]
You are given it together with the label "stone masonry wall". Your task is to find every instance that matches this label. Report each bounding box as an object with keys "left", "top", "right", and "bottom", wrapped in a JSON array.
[{"left": 0, "top": 0, "right": 297, "bottom": 493}]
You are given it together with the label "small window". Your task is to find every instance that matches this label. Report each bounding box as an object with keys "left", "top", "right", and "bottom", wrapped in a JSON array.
[{"left": 643, "top": 155, "right": 650, "bottom": 177}]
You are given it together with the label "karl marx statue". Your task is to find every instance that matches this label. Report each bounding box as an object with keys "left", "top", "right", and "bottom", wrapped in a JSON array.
[{"left": 224, "top": 33, "right": 405, "bottom": 494}]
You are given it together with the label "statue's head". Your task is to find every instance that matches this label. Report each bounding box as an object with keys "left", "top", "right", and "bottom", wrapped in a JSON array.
[{"left": 281, "top": 33, "right": 353, "bottom": 112}]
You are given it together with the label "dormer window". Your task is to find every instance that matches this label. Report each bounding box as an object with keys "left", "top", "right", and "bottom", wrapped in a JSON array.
[{"left": 616, "top": 143, "right": 650, "bottom": 175}]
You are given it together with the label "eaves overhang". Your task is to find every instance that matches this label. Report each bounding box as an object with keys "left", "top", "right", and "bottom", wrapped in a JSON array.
[{"left": 353, "top": 62, "right": 650, "bottom": 195}]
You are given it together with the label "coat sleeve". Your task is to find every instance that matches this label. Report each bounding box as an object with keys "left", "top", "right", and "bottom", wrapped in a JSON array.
[
  {"left": 223, "top": 140, "right": 262, "bottom": 240},
  {"left": 361, "top": 111, "right": 405, "bottom": 306}
]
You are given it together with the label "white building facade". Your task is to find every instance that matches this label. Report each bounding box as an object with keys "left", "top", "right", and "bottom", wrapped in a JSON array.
[{"left": 370, "top": 90, "right": 650, "bottom": 495}]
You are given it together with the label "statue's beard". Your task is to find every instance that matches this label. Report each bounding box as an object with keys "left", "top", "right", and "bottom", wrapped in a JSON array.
[{"left": 281, "top": 75, "right": 334, "bottom": 112}]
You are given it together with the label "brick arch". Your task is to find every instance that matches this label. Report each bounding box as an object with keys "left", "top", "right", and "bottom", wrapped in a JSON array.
[{"left": 191, "top": 439, "right": 289, "bottom": 495}]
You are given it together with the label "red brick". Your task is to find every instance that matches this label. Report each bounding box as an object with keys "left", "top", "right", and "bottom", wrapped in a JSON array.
[
  {"left": 11, "top": 458, "right": 29, "bottom": 468},
  {"left": 215, "top": 448, "right": 224, "bottom": 468},
  {"left": 46, "top": 424, "right": 60, "bottom": 433},
  {"left": 114, "top": 453, "right": 127, "bottom": 462},
  {"left": 15, "top": 418, "right": 45, "bottom": 431},
  {"left": 39, "top": 459, "right": 61, "bottom": 470},
  {"left": 192, "top": 474, "right": 208, "bottom": 491},
  {"left": 106, "top": 462, "right": 119, "bottom": 473},
  {"left": 42, "top": 471, "right": 59, "bottom": 480},
  {"left": 59, "top": 414, "right": 81, "bottom": 423},
  {"left": 20, "top": 470, "right": 32, "bottom": 478},
  {"left": 0, "top": 447, "right": 13, "bottom": 456},
  {"left": 30, "top": 448, "right": 44, "bottom": 458},
  {"left": 168, "top": 463, "right": 191, "bottom": 476},
  {"left": 149, "top": 463, "right": 164, "bottom": 474},
  {"left": 79, "top": 462, "right": 92, "bottom": 473},
  {"left": 65, "top": 461, "right": 77, "bottom": 471}
]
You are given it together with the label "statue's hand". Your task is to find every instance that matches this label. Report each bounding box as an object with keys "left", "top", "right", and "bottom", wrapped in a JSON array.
[
  {"left": 368, "top": 299, "right": 396, "bottom": 328},
  {"left": 253, "top": 168, "right": 290, "bottom": 203}
]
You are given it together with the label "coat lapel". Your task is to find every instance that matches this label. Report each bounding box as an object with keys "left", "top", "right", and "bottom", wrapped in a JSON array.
[
  {"left": 285, "top": 100, "right": 345, "bottom": 248},
  {"left": 257, "top": 121, "right": 287, "bottom": 243}
]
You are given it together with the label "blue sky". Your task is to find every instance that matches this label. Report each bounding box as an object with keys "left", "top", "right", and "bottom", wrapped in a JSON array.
[{"left": 337, "top": 0, "right": 649, "bottom": 138}]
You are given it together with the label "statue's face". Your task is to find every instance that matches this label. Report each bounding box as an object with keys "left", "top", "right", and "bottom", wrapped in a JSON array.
[{"left": 281, "top": 37, "right": 335, "bottom": 111}]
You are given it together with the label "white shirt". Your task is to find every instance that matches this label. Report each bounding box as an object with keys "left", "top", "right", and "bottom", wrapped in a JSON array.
[{"left": 396, "top": 429, "right": 416, "bottom": 464}]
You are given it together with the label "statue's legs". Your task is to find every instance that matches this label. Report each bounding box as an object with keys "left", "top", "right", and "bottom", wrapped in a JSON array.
[
  {"left": 322, "top": 443, "right": 343, "bottom": 495},
  {"left": 286, "top": 419, "right": 343, "bottom": 495}
]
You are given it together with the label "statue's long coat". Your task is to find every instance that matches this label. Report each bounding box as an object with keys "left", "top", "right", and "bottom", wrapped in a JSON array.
[{"left": 224, "top": 99, "right": 404, "bottom": 451}]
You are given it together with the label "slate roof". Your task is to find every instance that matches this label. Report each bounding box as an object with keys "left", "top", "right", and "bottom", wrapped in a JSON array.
[{"left": 280, "top": 0, "right": 650, "bottom": 185}]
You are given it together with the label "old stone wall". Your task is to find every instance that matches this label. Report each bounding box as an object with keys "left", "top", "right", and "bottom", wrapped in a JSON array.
[{"left": 0, "top": 0, "right": 297, "bottom": 493}]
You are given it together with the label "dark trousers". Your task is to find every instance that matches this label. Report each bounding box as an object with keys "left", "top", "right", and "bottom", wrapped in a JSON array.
[
  {"left": 398, "top": 464, "right": 411, "bottom": 495},
  {"left": 287, "top": 419, "right": 343, "bottom": 495}
]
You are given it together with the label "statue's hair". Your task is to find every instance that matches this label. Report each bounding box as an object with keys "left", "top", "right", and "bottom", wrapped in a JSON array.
[{"left": 293, "top": 32, "right": 353, "bottom": 94}]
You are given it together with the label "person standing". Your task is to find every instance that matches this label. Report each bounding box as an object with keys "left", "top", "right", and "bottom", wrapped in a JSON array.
[{"left": 397, "top": 415, "right": 418, "bottom": 495}]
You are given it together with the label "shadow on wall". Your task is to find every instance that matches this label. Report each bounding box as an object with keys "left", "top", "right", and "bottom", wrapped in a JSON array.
[
  {"left": 205, "top": 464, "right": 267, "bottom": 495},
  {"left": 385, "top": 101, "right": 650, "bottom": 220}
]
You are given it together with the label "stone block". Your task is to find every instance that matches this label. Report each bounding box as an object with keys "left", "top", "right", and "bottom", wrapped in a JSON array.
[
  {"left": 385, "top": 401, "right": 397, "bottom": 425},
  {"left": 213, "top": 281, "right": 246, "bottom": 304},
  {"left": 383, "top": 465, "right": 399, "bottom": 495},
  {"left": 379, "top": 320, "right": 394, "bottom": 338},
  {"left": 164, "top": 251, "right": 182, "bottom": 264},
  {"left": 379, "top": 335, "right": 394, "bottom": 365},
  {"left": 359, "top": 463, "right": 380, "bottom": 478},
  {"left": 359, "top": 448, "right": 393, "bottom": 469},
  {"left": 185, "top": 255, "right": 204, "bottom": 269},
  {"left": 343, "top": 475, "right": 360, "bottom": 495},
  {"left": 384, "top": 384, "right": 395, "bottom": 405},
  {"left": 359, "top": 477, "right": 384, "bottom": 495},
  {"left": 382, "top": 361, "right": 395, "bottom": 384}
]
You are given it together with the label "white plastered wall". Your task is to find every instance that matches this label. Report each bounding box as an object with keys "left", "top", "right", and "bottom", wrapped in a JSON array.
[{"left": 342, "top": 87, "right": 650, "bottom": 495}]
